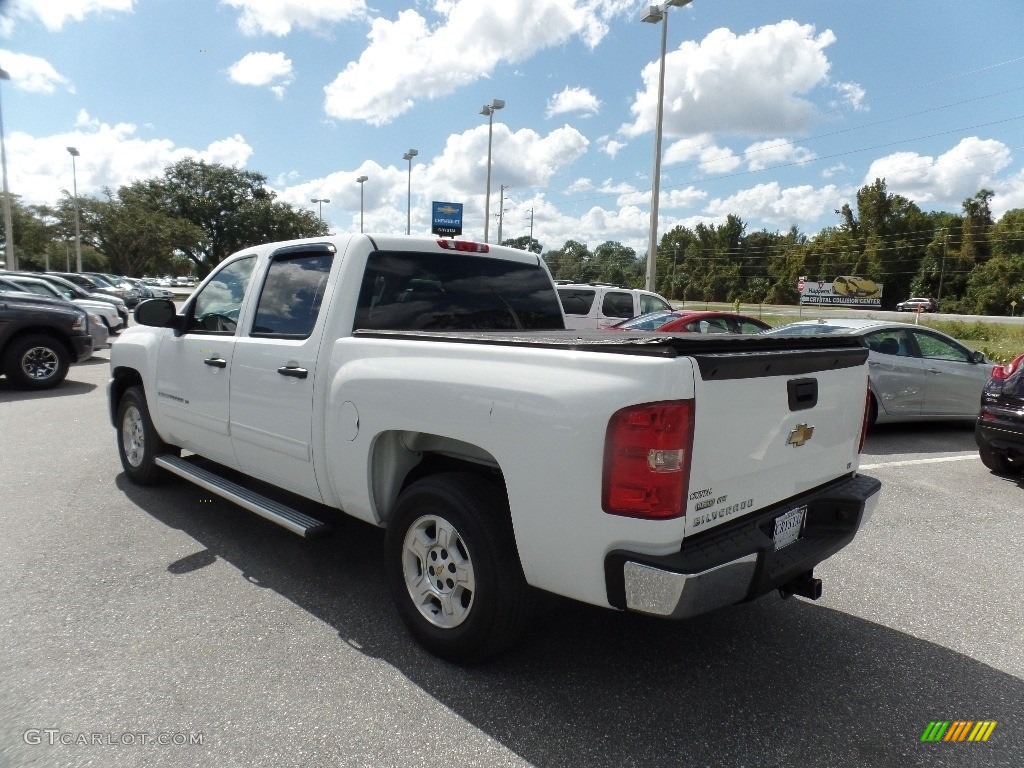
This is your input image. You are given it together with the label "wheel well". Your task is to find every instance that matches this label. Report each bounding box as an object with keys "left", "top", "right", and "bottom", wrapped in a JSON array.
[
  {"left": 109, "top": 367, "right": 144, "bottom": 425},
  {"left": 370, "top": 430, "right": 506, "bottom": 525}
]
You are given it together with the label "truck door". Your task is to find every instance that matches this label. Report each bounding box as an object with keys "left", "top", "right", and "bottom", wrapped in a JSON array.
[
  {"left": 155, "top": 255, "right": 256, "bottom": 465},
  {"left": 229, "top": 244, "right": 335, "bottom": 501}
]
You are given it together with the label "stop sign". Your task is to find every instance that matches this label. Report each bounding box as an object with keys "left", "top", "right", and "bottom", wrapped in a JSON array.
[{"left": 797, "top": 277, "right": 806, "bottom": 292}]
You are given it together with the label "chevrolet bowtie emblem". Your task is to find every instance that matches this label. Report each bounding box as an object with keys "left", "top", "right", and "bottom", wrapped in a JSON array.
[{"left": 787, "top": 423, "right": 814, "bottom": 447}]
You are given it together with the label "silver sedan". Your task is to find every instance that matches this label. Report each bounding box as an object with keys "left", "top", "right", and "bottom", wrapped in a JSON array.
[{"left": 764, "top": 318, "right": 993, "bottom": 424}]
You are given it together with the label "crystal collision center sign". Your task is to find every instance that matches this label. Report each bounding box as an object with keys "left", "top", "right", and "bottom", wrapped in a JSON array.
[
  {"left": 799, "top": 276, "right": 883, "bottom": 307},
  {"left": 432, "top": 201, "right": 463, "bottom": 237}
]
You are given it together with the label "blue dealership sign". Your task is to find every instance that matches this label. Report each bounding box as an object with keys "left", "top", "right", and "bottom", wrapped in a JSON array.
[{"left": 432, "top": 201, "right": 463, "bottom": 237}]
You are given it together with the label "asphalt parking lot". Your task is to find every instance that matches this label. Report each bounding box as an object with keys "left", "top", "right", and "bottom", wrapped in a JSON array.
[{"left": 1, "top": 350, "right": 1021, "bottom": 768}]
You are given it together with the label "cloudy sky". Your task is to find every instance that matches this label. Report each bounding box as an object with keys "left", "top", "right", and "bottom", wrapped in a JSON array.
[{"left": 3, "top": 0, "right": 1024, "bottom": 254}]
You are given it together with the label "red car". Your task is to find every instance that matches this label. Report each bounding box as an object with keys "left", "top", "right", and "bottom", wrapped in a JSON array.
[{"left": 609, "top": 309, "right": 771, "bottom": 334}]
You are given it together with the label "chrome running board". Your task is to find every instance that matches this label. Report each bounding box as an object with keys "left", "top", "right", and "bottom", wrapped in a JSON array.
[{"left": 154, "top": 454, "right": 330, "bottom": 537}]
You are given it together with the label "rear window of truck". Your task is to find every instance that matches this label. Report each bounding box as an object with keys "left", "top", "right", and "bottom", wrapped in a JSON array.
[{"left": 355, "top": 251, "right": 564, "bottom": 331}]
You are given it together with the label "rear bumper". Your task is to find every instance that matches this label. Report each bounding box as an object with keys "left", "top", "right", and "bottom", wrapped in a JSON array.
[
  {"left": 71, "top": 333, "right": 93, "bottom": 363},
  {"left": 976, "top": 419, "right": 1024, "bottom": 457},
  {"left": 605, "top": 473, "right": 881, "bottom": 618}
]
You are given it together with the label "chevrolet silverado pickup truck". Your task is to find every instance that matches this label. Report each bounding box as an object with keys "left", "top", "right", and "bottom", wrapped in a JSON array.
[{"left": 108, "top": 234, "right": 880, "bottom": 662}]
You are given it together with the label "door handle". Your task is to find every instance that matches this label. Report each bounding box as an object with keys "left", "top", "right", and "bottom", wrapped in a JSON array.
[
  {"left": 277, "top": 366, "right": 308, "bottom": 379},
  {"left": 204, "top": 357, "right": 227, "bottom": 368}
]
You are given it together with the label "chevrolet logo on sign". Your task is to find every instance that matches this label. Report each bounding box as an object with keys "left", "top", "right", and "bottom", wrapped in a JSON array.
[
  {"left": 437, "top": 205, "right": 459, "bottom": 215},
  {"left": 787, "top": 423, "right": 814, "bottom": 447}
]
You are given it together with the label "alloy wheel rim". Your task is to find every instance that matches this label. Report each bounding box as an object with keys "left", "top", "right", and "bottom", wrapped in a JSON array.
[
  {"left": 121, "top": 405, "right": 145, "bottom": 468},
  {"left": 22, "top": 347, "right": 59, "bottom": 380},
  {"left": 402, "top": 514, "right": 475, "bottom": 628}
]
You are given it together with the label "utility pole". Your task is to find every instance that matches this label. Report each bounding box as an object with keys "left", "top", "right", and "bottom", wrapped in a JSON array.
[
  {"left": 497, "top": 184, "right": 511, "bottom": 244},
  {"left": 528, "top": 207, "right": 534, "bottom": 251},
  {"left": 937, "top": 228, "right": 947, "bottom": 307}
]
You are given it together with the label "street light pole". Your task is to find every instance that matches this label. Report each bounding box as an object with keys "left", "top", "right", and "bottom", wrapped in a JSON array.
[
  {"left": 641, "top": 0, "right": 692, "bottom": 293},
  {"left": 0, "top": 67, "right": 14, "bottom": 271},
  {"left": 479, "top": 99, "right": 505, "bottom": 243},
  {"left": 310, "top": 197, "right": 330, "bottom": 221},
  {"left": 67, "top": 146, "right": 82, "bottom": 272},
  {"left": 356, "top": 175, "right": 368, "bottom": 233},
  {"left": 403, "top": 149, "right": 418, "bottom": 235}
]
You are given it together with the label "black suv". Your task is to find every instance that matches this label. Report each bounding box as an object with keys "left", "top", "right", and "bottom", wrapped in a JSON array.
[
  {"left": 976, "top": 353, "right": 1024, "bottom": 474},
  {"left": 0, "top": 290, "right": 93, "bottom": 389}
]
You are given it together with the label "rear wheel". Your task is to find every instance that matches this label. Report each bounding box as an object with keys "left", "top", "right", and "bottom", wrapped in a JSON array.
[
  {"left": 117, "top": 386, "right": 172, "bottom": 484},
  {"left": 979, "top": 446, "right": 1023, "bottom": 474},
  {"left": 384, "top": 472, "right": 532, "bottom": 663},
  {"left": 2, "top": 334, "right": 70, "bottom": 390}
]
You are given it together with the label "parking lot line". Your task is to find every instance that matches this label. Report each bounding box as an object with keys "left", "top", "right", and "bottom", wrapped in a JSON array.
[{"left": 860, "top": 454, "right": 978, "bottom": 470}]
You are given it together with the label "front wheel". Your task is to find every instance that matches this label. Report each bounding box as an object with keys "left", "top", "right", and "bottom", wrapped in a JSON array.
[
  {"left": 384, "top": 472, "right": 532, "bottom": 663},
  {"left": 117, "top": 385, "right": 172, "bottom": 484}
]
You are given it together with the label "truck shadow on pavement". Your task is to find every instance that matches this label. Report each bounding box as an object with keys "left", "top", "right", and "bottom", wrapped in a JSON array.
[
  {"left": 116, "top": 474, "right": 1022, "bottom": 768},
  {"left": 864, "top": 421, "right": 976, "bottom": 458}
]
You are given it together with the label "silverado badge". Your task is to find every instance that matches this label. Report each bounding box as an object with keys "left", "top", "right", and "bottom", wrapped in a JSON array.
[{"left": 787, "top": 423, "right": 814, "bottom": 447}]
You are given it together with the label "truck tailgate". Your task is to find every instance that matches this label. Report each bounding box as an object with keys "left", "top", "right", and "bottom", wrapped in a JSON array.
[{"left": 682, "top": 340, "right": 869, "bottom": 536}]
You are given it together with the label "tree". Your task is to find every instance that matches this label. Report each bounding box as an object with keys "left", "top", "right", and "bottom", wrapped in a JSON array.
[
  {"left": 501, "top": 235, "right": 543, "bottom": 254},
  {"left": 87, "top": 187, "right": 205, "bottom": 276},
  {"left": 129, "top": 159, "right": 328, "bottom": 275}
]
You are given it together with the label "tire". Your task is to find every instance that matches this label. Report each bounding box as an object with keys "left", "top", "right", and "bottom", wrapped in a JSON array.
[
  {"left": 978, "top": 445, "right": 1022, "bottom": 474},
  {"left": 2, "top": 334, "right": 70, "bottom": 390},
  {"left": 384, "top": 472, "right": 532, "bottom": 663},
  {"left": 867, "top": 392, "right": 878, "bottom": 427},
  {"left": 116, "top": 385, "right": 171, "bottom": 484}
]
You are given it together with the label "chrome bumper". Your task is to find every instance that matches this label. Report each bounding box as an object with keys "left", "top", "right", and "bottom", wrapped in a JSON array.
[{"left": 611, "top": 473, "right": 882, "bottom": 618}]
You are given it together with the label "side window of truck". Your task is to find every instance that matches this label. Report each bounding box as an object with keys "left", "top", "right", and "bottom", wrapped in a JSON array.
[
  {"left": 251, "top": 252, "right": 333, "bottom": 338},
  {"left": 186, "top": 256, "right": 256, "bottom": 335}
]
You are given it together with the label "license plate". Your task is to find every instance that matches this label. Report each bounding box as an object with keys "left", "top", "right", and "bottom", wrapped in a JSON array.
[{"left": 773, "top": 506, "right": 807, "bottom": 551}]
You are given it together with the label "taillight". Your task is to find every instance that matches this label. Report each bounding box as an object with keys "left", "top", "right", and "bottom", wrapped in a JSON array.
[
  {"left": 602, "top": 400, "right": 694, "bottom": 519},
  {"left": 992, "top": 354, "right": 1024, "bottom": 380},
  {"left": 437, "top": 239, "right": 489, "bottom": 253},
  {"left": 858, "top": 388, "right": 871, "bottom": 453}
]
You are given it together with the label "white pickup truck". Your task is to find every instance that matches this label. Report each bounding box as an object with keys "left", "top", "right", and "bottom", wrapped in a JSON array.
[{"left": 109, "top": 234, "right": 880, "bottom": 662}]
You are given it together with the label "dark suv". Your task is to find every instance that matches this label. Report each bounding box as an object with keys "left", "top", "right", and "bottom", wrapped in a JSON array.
[
  {"left": 0, "top": 291, "right": 93, "bottom": 389},
  {"left": 976, "top": 353, "right": 1024, "bottom": 474}
]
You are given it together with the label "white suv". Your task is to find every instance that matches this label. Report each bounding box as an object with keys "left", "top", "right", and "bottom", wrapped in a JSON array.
[{"left": 556, "top": 283, "right": 672, "bottom": 330}]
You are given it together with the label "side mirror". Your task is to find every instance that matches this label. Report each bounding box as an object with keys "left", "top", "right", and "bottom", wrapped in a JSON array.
[
  {"left": 134, "top": 298, "right": 179, "bottom": 328},
  {"left": 971, "top": 350, "right": 986, "bottom": 364}
]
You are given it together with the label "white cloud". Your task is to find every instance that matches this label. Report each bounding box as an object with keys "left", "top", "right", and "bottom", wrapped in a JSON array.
[
  {"left": 623, "top": 21, "right": 845, "bottom": 139},
  {"left": 992, "top": 169, "right": 1024, "bottom": 218},
  {"left": 276, "top": 123, "right": 589, "bottom": 238},
  {"left": 566, "top": 178, "right": 593, "bottom": 194},
  {"left": 832, "top": 81, "right": 866, "bottom": 111},
  {"left": 323, "top": 0, "right": 633, "bottom": 125},
  {"left": 663, "top": 134, "right": 741, "bottom": 175},
  {"left": 1, "top": 0, "right": 133, "bottom": 33},
  {"left": 227, "top": 52, "right": 294, "bottom": 98},
  {"left": 743, "top": 139, "right": 816, "bottom": 172},
  {"left": 822, "top": 163, "right": 851, "bottom": 178},
  {"left": 0, "top": 50, "right": 73, "bottom": 94},
  {"left": 222, "top": 0, "right": 367, "bottom": 36},
  {"left": 600, "top": 139, "right": 626, "bottom": 158},
  {"left": 705, "top": 182, "right": 845, "bottom": 228},
  {"left": 864, "top": 137, "right": 1012, "bottom": 205},
  {"left": 5, "top": 112, "right": 253, "bottom": 205},
  {"left": 545, "top": 86, "right": 600, "bottom": 118}
]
